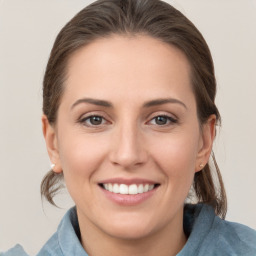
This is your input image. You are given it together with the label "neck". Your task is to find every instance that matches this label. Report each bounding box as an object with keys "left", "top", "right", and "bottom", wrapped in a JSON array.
[{"left": 77, "top": 209, "right": 187, "bottom": 256}]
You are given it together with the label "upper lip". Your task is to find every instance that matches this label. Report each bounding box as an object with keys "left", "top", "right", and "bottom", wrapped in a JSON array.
[{"left": 98, "top": 178, "right": 160, "bottom": 185}]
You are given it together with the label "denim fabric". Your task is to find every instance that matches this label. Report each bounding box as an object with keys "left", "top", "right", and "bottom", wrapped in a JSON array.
[
  {"left": 1, "top": 204, "right": 256, "bottom": 256},
  {"left": 0, "top": 245, "right": 29, "bottom": 256},
  {"left": 177, "top": 204, "right": 256, "bottom": 256}
]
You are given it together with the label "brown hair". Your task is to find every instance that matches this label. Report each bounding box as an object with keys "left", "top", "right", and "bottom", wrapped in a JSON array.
[{"left": 41, "top": 0, "right": 227, "bottom": 218}]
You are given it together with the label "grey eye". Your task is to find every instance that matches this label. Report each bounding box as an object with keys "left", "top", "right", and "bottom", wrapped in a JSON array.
[
  {"left": 155, "top": 116, "right": 168, "bottom": 125},
  {"left": 149, "top": 115, "right": 177, "bottom": 126},
  {"left": 80, "top": 115, "right": 106, "bottom": 126},
  {"left": 88, "top": 116, "right": 103, "bottom": 125}
]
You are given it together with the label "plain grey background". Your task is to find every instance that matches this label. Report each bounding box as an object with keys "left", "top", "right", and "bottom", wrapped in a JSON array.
[{"left": 0, "top": 0, "right": 256, "bottom": 254}]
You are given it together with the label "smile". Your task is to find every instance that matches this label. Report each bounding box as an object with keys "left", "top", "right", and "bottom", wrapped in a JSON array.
[
  {"left": 98, "top": 180, "right": 160, "bottom": 205},
  {"left": 100, "top": 183, "right": 158, "bottom": 195}
]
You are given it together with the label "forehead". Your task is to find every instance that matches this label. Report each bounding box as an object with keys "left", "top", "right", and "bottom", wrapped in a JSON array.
[{"left": 64, "top": 35, "right": 194, "bottom": 105}]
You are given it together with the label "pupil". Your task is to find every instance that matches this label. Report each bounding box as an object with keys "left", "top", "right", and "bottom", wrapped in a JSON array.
[
  {"left": 156, "top": 116, "right": 167, "bottom": 125},
  {"left": 90, "top": 116, "right": 102, "bottom": 125}
]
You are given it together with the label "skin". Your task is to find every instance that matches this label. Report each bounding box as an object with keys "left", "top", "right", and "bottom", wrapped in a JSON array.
[{"left": 42, "top": 35, "right": 216, "bottom": 256}]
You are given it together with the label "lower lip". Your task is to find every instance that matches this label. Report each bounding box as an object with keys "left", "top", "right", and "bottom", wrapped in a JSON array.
[{"left": 99, "top": 186, "right": 158, "bottom": 206}]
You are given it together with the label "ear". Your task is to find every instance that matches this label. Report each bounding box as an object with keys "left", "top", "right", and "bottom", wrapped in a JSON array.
[
  {"left": 42, "top": 115, "right": 62, "bottom": 173},
  {"left": 195, "top": 114, "right": 216, "bottom": 172}
]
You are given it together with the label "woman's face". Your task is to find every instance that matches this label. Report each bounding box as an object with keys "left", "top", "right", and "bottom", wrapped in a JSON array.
[{"left": 43, "top": 35, "right": 215, "bottom": 240}]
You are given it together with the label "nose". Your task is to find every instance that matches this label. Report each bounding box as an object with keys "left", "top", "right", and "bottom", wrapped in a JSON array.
[{"left": 109, "top": 123, "right": 148, "bottom": 169}]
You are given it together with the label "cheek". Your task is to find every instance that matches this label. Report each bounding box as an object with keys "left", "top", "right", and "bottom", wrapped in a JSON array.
[
  {"left": 149, "top": 130, "right": 200, "bottom": 187},
  {"left": 57, "top": 131, "right": 108, "bottom": 185},
  {"left": 57, "top": 132, "right": 110, "bottom": 209},
  {"left": 144, "top": 130, "right": 200, "bottom": 216}
]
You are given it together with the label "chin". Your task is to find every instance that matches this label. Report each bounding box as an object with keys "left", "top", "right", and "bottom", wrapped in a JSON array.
[
  {"left": 99, "top": 214, "right": 157, "bottom": 240},
  {"left": 106, "top": 225, "right": 154, "bottom": 240}
]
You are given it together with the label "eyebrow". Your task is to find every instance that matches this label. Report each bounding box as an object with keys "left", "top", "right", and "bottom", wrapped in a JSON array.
[
  {"left": 143, "top": 98, "right": 187, "bottom": 109},
  {"left": 71, "top": 98, "right": 113, "bottom": 110},
  {"left": 71, "top": 97, "right": 187, "bottom": 110}
]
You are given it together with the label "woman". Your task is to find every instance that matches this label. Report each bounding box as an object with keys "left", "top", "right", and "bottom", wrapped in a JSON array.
[{"left": 2, "top": 0, "right": 256, "bottom": 255}]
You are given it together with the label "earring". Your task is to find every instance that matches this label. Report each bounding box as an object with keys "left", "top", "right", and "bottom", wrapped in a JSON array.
[
  {"left": 51, "top": 163, "right": 56, "bottom": 170},
  {"left": 199, "top": 163, "right": 204, "bottom": 169}
]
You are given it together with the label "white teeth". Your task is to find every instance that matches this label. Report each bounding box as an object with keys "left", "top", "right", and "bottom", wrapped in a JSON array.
[
  {"left": 128, "top": 184, "right": 138, "bottom": 195},
  {"left": 138, "top": 184, "right": 144, "bottom": 193},
  {"left": 143, "top": 184, "right": 149, "bottom": 193},
  {"left": 149, "top": 184, "right": 154, "bottom": 191},
  {"left": 119, "top": 184, "right": 128, "bottom": 194},
  {"left": 102, "top": 183, "right": 156, "bottom": 195},
  {"left": 108, "top": 183, "right": 113, "bottom": 192},
  {"left": 113, "top": 184, "right": 119, "bottom": 193}
]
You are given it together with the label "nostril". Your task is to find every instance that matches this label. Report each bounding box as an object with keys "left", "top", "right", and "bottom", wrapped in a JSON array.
[{"left": 108, "top": 135, "right": 148, "bottom": 168}]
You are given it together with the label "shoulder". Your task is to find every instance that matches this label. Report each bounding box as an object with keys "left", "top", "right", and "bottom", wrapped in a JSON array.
[
  {"left": 36, "top": 232, "right": 62, "bottom": 256},
  {"left": 0, "top": 244, "right": 29, "bottom": 256},
  {"left": 198, "top": 204, "right": 256, "bottom": 255},
  {"left": 1, "top": 207, "right": 86, "bottom": 256},
  {"left": 37, "top": 207, "right": 87, "bottom": 256},
  {"left": 180, "top": 204, "right": 256, "bottom": 256},
  {"left": 0, "top": 227, "right": 62, "bottom": 256},
  {"left": 215, "top": 218, "right": 256, "bottom": 255},
  {"left": 228, "top": 220, "right": 256, "bottom": 242}
]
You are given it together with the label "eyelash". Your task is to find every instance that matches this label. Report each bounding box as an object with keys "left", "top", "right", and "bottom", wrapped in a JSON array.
[
  {"left": 148, "top": 115, "right": 178, "bottom": 126},
  {"left": 79, "top": 115, "right": 109, "bottom": 127},
  {"left": 78, "top": 114, "right": 178, "bottom": 128}
]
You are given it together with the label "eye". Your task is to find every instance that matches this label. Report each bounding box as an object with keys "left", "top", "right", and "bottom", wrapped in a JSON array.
[
  {"left": 81, "top": 115, "right": 107, "bottom": 126},
  {"left": 149, "top": 115, "right": 177, "bottom": 126}
]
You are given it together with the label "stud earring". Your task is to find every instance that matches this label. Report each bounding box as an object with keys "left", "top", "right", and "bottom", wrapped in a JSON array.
[
  {"left": 51, "top": 163, "right": 56, "bottom": 170},
  {"left": 199, "top": 163, "right": 204, "bottom": 169}
]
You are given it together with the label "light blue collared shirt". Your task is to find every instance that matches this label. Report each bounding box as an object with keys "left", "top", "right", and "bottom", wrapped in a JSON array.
[{"left": 2, "top": 204, "right": 256, "bottom": 255}]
